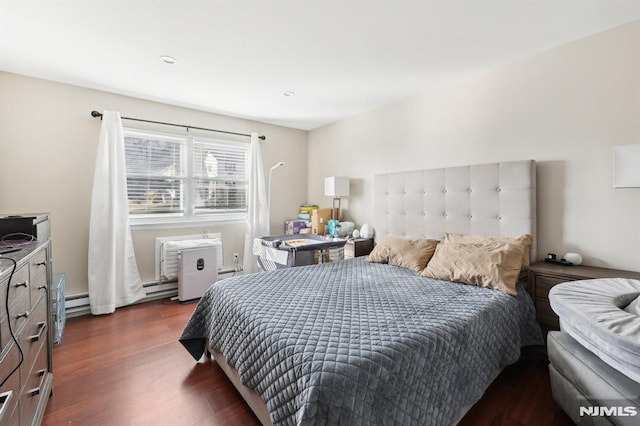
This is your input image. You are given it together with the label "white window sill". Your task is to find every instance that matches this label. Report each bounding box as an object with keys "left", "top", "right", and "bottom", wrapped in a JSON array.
[{"left": 129, "top": 213, "right": 247, "bottom": 230}]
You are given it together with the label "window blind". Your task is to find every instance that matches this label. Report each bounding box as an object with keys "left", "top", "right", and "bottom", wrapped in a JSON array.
[
  {"left": 124, "top": 134, "right": 185, "bottom": 215},
  {"left": 192, "top": 139, "right": 249, "bottom": 213},
  {"left": 123, "top": 130, "right": 249, "bottom": 219}
]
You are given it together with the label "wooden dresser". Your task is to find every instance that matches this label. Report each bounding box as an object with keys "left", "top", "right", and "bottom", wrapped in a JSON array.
[
  {"left": 0, "top": 242, "right": 53, "bottom": 425},
  {"left": 529, "top": 260, "right": 640, "bottom": 332}
]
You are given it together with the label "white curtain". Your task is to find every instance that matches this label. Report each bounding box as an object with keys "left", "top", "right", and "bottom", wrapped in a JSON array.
[
  {"left": 243, "top": 132, "right": 269, "bottom": 274},
  {"left": 88, "top": 110, "right": 145, "bottom": 315}
]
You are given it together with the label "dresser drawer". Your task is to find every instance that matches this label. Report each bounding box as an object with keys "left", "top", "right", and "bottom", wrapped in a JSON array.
[
  {"left": 1, "top": 401, "right": 19, "bottom": 426},
  {"left": 28, "top": 249, "right": 47, "bottom": 284},
  {"left": 0, "top": 293, "right": 30, "bottom": 352},
  {"left": 535, "top": 275, "right": 572, "bottom": 299},
  {"left": 19, "top": 297, "right": 48, "bottom": 385},
  {"left": 0, "top": 311, "right": 7, "bottom": 352},
  {"left": 20, "top": 342, "right": 49, "bottom": 426},
  {"left": 29, "top": 270, "right": 48, "bottom": 311},
  {"left": 4, "top": 264, "right": 31, "bottom": 346},
  {"left": 0, "top": 343, "right": 21, "bottom": 425},
  {"left": 0, "top": 390, "right": 19, "bottom": 426},
  {"left": 8, "top": 292, "right": 30, "bottom": 343},
  {"left": 7, "top": 264, "right": 30, "bottom": 307}
]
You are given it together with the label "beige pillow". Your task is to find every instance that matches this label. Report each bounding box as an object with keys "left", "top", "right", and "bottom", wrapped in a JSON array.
[
  {"left": 444, "top": 233, "right": 532, "bottom": 271},
  {"left": 366, "top": 237, "right": 440, "bottom": 272},
  {"left": 420, "top": 242, "right": 524, "bottom": 296}
]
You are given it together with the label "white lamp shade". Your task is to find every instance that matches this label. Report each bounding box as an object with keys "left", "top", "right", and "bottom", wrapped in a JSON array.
[
  {"left": 324, "top": 176, "right": 350, "bottom": 197},
  {"left": 614, "top": 145, "right": 640, "bottom": 188}
]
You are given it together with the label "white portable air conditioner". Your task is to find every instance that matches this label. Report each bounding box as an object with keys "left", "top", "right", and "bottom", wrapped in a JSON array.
[{"left": 178, "top": 246, "right": 218, "bottom": 301}]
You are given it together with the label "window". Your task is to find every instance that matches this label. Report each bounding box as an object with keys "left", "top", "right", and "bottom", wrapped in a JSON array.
[{"left": 123, "top": 129, "right": 249, "bottom": 225}]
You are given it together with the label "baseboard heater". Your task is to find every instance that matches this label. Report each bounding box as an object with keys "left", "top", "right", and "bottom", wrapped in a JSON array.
[
  {"left": 65, "top": 233, "right": 227, "bottom": 317},
  {"left": 64, "top": 281, "right": 181, "bottom": 317},
  {"left": 65, "top": 268, "right": 235, "bottom": 318}
]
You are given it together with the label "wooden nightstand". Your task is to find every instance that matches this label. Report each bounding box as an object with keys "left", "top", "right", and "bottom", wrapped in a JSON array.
[
  {"left": 344, "top": 238, "right": 374, "bottom": 259},
  {"left": 529, "top": 261, "right": 640, "bottom": 331}
]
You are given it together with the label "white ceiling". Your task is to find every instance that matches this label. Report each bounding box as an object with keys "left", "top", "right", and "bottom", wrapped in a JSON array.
[{"left": 1, "top": 1, "right": 638, "bottom": 130}]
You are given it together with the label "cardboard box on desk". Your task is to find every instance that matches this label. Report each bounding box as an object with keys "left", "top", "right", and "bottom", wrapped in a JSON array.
[{"left": 310, "top": 208, "right": 332, "bottom": 235}]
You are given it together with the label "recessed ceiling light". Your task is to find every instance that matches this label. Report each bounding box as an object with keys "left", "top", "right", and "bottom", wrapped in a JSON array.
[
  {"left": 283, "top": 90, "right": 296, "bottom": 97},
  {"left": 160, "top": 55, "right": 177, "bottom": 65}
]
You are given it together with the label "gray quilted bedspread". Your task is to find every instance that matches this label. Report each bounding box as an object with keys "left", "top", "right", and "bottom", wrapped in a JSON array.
[{"left": 179, "top": 257, "right": 542, "bottom": 425}]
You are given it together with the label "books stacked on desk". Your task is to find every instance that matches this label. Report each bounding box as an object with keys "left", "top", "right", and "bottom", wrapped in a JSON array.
[{"left": 298, "top": 204, "right": 317, "bottom": 221}]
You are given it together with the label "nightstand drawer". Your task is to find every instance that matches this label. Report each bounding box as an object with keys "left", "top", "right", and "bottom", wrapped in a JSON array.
[
  {"left": 535, "top": 275, "right": 571, "bottom": 299},
  {"left": 529, "top": 260, "right": 640, "bottom": 332},
  {"left": 535, "top": 299, "right": 559, "bottom": 327}
]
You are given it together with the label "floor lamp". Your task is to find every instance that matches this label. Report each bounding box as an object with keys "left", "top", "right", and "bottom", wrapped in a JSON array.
[{"left": 267, "top": 162, "right": 285, "bottom": 235}]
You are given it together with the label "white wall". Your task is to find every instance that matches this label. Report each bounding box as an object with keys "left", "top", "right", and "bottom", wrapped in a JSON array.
[
  {"left": 0, "top": 72, "right": 307, "bottom": 294},
  {"left": 308, "top": 20, "right": 640, "bottom": 271}
]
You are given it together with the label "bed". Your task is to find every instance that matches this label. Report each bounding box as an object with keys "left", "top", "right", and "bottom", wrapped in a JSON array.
[
  {"left": 547, "top": 278, "right": 640, "bottom": 424},
  {"left": 180, "top": 160, "right": 543, "bottom": 425}
]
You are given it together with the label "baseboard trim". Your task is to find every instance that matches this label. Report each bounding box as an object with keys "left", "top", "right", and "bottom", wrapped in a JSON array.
[{"left": 65, "top": 270, "right": 236, "bottom": 318}]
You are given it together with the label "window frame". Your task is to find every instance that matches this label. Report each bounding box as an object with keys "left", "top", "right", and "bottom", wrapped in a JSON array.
[{"left": 123, "top": 127, "right": 250, "bottom": 229}]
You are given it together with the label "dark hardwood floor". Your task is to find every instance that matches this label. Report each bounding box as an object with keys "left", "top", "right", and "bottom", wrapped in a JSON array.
[{"left": 43, "top": 299, "right": 573, "bottom": 425}]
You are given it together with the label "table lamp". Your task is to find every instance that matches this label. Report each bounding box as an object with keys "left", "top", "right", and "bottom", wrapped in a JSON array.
[{"left": 324, "top": 176, "right": 349, "bottom": 220}]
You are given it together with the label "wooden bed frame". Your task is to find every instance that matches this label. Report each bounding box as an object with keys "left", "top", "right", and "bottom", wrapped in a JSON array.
[{"left": 206, "top": 160, "right": 537, "bottom": 425}]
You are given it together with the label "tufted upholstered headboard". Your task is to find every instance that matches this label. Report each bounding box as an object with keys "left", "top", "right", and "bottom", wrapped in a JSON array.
[{"left": 373, "top": 160, "right": 537, "bottom": 263}]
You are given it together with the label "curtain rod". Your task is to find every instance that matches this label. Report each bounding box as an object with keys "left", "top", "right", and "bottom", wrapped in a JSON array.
[{"left": 90, "top": 110, "right": 266, "bottom": 140}]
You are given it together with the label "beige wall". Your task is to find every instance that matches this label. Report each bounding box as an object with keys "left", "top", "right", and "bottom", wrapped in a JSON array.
[
  {"left": 308, "top": 20, "right": 640, "bottom": 271},
  {"left": 2, "top": 19, "right": 638, "bottom": 297},
  {"left": 0, "top": 72, "right": 307, "bottom": 294}
]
